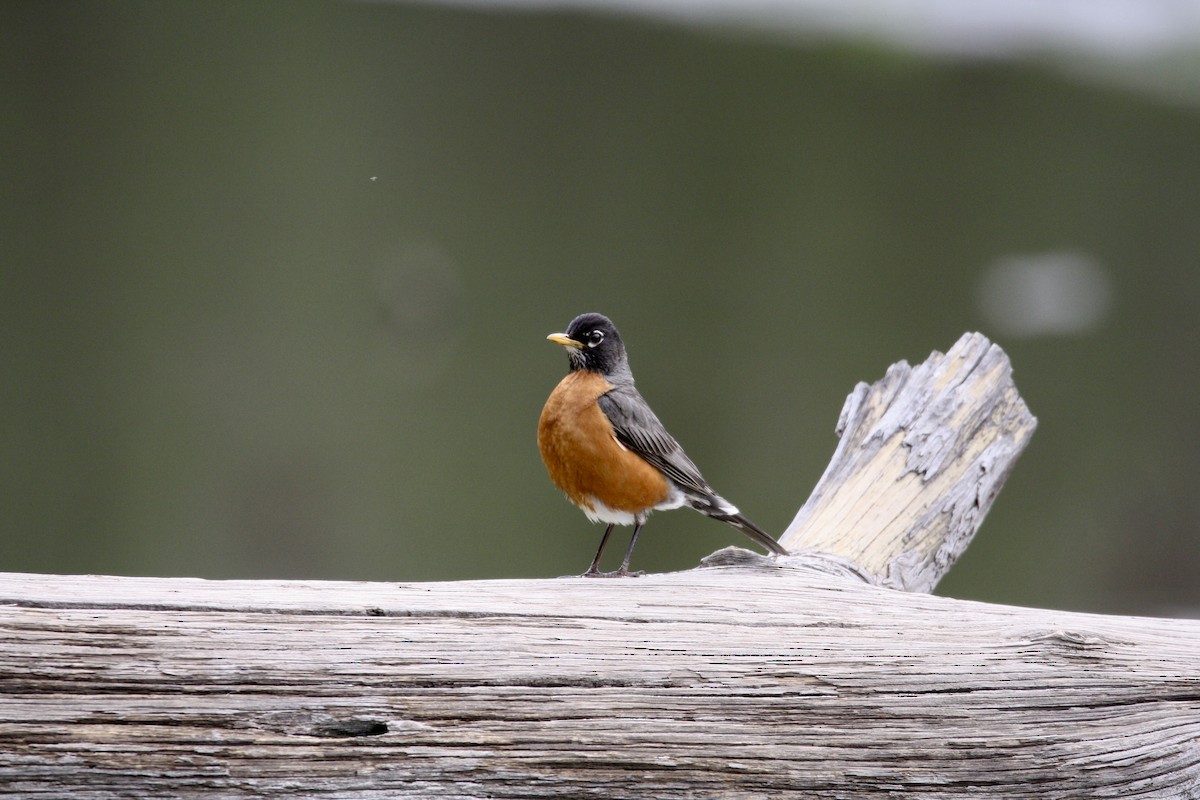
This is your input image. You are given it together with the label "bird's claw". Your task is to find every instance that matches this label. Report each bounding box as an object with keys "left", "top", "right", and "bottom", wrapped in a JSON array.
[{"left": 581, "top": 567, "right": 645, "bottom": 578}]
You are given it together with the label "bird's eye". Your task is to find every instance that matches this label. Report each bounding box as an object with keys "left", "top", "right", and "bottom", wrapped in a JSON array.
[{"left": 586, "top": 330, "right": 604, "bottom": 348}]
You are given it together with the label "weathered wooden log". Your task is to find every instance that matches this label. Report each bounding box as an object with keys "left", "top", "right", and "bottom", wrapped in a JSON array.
[{"left": 2, "top": 333, "right": 1197, "bottom": 800}]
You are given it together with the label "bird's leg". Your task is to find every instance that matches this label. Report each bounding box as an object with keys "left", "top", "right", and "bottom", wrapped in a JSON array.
[
  {"left": 582, "top": 523, "right": 616, "bottom": 576},
  {"left": 580, "top": 521, "right": 646, "bottom": 578},
  {"left": 612, "top": 519, "right": 646, "bottom": 577}
]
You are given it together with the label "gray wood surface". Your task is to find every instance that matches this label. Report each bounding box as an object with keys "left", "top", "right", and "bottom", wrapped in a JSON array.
[
  {"left": 782, "top": 332, "right": 1036, "bottom": 592},
  {"left": 2, "top": 569, "right": 1199, "bottom": 799},
  {"left": 3, "top": 332, "right": 1195, "bottom": 799}
]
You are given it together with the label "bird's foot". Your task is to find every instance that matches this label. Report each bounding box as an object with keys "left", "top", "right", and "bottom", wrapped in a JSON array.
[{"left": 581, "top": 567, "right": 645, "bottom": 578}]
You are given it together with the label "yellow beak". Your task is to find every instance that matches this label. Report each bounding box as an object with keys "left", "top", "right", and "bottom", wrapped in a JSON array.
[{"left": 546, "top": 333, "right": 583, "bottom": 349}]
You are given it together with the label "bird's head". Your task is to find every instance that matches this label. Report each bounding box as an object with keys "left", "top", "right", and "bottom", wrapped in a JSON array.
[{"left": 546, "top": 312, "right": 628, "bottom": 377}]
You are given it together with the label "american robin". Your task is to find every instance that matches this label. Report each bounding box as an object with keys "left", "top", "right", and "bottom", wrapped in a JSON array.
[{"left": 538, "top": 312, "right": 789, "bottom": 577}]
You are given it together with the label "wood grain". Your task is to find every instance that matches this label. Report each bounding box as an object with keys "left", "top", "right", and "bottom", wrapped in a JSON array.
[
  {"left": 1, "top": 569, "right": 1198, "bottom": 799},
  {"left": 782, "top": 332, "right": 1036, "bottom": 592}
]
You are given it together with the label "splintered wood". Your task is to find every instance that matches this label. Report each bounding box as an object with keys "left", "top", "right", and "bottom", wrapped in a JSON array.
[{"left": 781, "top": 332, "right": 1036, "bottom": 592}]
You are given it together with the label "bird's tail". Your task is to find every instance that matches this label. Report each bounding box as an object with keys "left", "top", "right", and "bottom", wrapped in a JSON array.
[
  {"left": 713, "top": 511, "right": 790, "bottom": 557},
  {"left": 689, "top": 493, "right": 789, "bottom": 557}
]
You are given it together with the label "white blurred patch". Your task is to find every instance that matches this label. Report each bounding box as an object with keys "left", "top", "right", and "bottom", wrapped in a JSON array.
[
  {"left": 418, "top": 0, "right": 1200, "bottom": 59},
  {"left": 978, "top": 251, "right": 1113, "bottom": 337}
]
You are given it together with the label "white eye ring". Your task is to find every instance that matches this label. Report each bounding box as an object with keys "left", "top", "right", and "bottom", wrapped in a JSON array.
[{"left": 586, "top": 330, "right": 604, "bottom": 348}]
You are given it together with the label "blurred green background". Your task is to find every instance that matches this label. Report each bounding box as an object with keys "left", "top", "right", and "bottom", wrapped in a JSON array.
[{"left": 4, "top": 1, "right": 1199, "bottom": 616}]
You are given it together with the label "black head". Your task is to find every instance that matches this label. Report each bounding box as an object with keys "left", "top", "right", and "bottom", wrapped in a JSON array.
[{"left": 546, "top": 312, "right": 629, "bottom": 377}]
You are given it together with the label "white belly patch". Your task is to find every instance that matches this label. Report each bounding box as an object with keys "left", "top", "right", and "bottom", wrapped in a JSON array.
[{"left": 579, "top": 485, "right": 687, "bottom": 526}]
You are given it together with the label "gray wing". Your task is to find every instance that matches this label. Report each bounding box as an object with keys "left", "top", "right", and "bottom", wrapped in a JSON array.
[
  {"left": 597, "top": 385, "right": 714, "bottom": 499},
  {"left": 599, "top": 385, "right": 790, "bottom": 557}
]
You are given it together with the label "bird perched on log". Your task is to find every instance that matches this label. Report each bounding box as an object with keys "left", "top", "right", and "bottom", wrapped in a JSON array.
[{"left": 538, "top": 312, "right": 789, "bottom": 577}]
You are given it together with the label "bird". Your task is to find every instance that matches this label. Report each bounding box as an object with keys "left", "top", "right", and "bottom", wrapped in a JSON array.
[{"left": 537, "top": 312, "right": 789, "bottom": 577}]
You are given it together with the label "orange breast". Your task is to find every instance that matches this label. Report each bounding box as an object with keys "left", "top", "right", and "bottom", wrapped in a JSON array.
[{"left": 538, "top": 371, "right": 670, "bottom": 515}]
